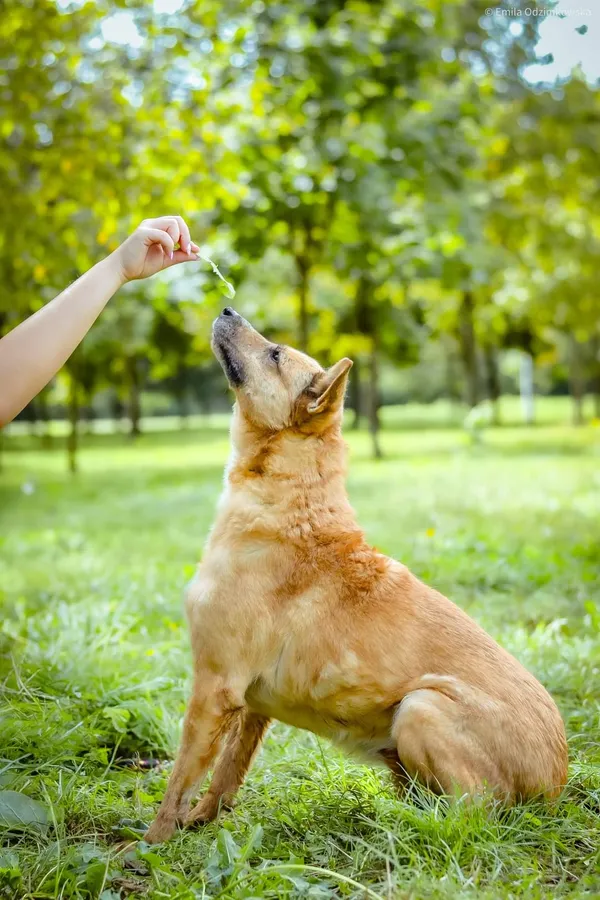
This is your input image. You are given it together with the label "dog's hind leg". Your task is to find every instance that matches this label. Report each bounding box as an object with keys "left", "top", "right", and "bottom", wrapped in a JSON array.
[
  {"left": 185, "top": 710, "right": 271, "bottom": 826},
  {"left": 392, "top": 682, "right": 506, "bottom": 800},
  {"left": 144, "top": 673, "right": 243, "bottom": 844}
]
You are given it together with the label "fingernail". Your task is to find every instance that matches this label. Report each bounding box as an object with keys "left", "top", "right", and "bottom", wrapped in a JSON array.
[{"left": 169, "top": 251, "right": 174, "bottom": 260}]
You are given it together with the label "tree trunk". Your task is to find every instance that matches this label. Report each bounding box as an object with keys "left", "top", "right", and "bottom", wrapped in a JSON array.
[
  {"left": 179, "top": 399, "right": 189, "bottom": 429},
  {"left": 349, "top": 358, "right": 362, "bottom": 429},
  {"left": 519, "top": 351, "right": 535, "bottom": 425},
  {"left": 591, "top": 338, "right": 600, "bottom": 418},
  {"left": 440, "top": 336, "right": 461, "bottom": 424},
  {"left": 67, "top": 372, "right": 79, "bottom": 475},
  {"left": 0, "top": 314, "right": 5, "bottom": 468},
  {"left": 483, "top": 344, "right": 501, "bottom": 425},
  {"left": 27, "top": 400, "right": 39, "bottom": 437},
  {"left": 457, "top": 291, "right": 479, "bottom": 408},
  {"left": 296, "top": 257, "right": 309, "bottom": 353},
  {"left": 38, "top": 390, "right": 52, "bottom": 448},
  {"left": 354, "top": 275, "right": 382, "bottom": 458},
  {"left": 570, "top": 389, "right": 584, "bottom": 427},
  {"left": 127, "top": 357, "right": 142, "bottom": 438},
  {"left": 177, "top": 366, "right": 189, "bottom": 429},
  {"left": 443, "top": 339, "right": 459, "bottom": 403},
  {"left": 83, "top": 390, "right": 95, "bottom": 435},
  {"left": 367, "top": 336, "right": 382, "bottom": 460},
  {"left": 109, "top": 391, "right": 122, "bottom": 432},
  {"left": 567, "top": 337, "right": 585, "bottom": 427}
]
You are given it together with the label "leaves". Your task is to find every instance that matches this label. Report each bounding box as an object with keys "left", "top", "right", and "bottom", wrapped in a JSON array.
[
  {"left": 0, "top": 850, "right": 22, "bottom": 897},
  {"left": 0, "top": 790, "right": 49, "bottom": 832},
  {"left": 1, "top": 1, "right": 598, "bottom": 447}
]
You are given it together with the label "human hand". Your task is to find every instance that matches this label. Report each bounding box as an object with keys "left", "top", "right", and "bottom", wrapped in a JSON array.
[{"left": 111, "top": 215, "right": 201, "bottom": 282}]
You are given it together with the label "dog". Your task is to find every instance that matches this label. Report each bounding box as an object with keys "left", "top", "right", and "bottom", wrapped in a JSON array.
[{"left": 144, "top": 307, "right": 568, "bottom": 843}]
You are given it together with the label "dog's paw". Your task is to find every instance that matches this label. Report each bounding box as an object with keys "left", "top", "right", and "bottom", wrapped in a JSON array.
[
  {"left": 185, "top": 794, "right": 234, "bottom": 827},
  {"left": 184, "top": 799, "right": 219, "bottom": 827},
  {"left": 144, "top": 816, "right": 177, "bottom": 844}
]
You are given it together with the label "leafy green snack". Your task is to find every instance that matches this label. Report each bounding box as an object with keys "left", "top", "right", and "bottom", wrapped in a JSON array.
[{"left": 200, "top": 254, "right": 235, "bottom": 299}]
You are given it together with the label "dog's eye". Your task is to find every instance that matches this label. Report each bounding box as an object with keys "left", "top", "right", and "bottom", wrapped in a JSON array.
[{"left": 270, "top": 346, "right": 281, "bottom": 365}]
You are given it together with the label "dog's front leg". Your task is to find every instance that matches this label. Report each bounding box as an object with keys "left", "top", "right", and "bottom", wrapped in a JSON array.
[
  {"left": 185, "top": 710, "right": 271, "bottom": 825},
  {"left": 144, "top": 673, "right": 243, "bottom": 844}
]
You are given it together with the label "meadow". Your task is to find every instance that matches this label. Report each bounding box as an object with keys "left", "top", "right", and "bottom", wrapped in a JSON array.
[{"left": 1, "top": 398, "right": 599, "bottom": 899}]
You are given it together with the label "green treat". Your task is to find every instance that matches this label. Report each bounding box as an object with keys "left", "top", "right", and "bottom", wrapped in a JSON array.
[{"left": 200, "top": 254, "right": 235, "bottom": 299}]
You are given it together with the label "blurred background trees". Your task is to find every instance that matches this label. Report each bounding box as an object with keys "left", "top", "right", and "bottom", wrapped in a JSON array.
[{"left": 1, "top": 0, "right": 598, "bottom": 465}]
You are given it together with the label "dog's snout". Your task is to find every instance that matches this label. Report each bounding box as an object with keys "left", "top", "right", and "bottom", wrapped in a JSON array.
[{"left": 222, "top": 307, "right": 237, "bottom": 318}]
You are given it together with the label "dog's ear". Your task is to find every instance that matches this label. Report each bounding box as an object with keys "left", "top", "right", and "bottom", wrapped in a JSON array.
[{"left": 307, "top": 358, "right": 353, "bottom": 415}]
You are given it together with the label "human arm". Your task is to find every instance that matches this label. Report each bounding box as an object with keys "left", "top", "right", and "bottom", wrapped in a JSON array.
[{"left": 0, "top": 215, "right": 200, "bottom": 427}]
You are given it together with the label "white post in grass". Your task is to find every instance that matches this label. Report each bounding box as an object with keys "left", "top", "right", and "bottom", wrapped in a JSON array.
[{"left": 520, "top": 351, "right": 535, "bottom": 425}]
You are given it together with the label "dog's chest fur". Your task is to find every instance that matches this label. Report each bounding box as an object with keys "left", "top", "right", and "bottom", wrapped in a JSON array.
[{"left": 186, "top": 548, "right": 399, "bottom": 763}]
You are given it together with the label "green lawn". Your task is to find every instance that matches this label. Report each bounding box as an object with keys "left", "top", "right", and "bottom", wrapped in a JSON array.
[{"left": 1, "top": 403, "right": 599, "bottom": 899}]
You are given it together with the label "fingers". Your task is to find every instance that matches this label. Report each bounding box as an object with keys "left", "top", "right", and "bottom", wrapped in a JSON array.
[
  {"left": 175, "top": 216, "right": 192, "bottom": 255},
  {"left": 141, "top": 215, "right": 194, "bottom": 255},
  {"left": 164, "top": 247, "right": 201, "bottom": 269},
  {"left": 141, "top": 227, "right": 175, "bottom": 259}
]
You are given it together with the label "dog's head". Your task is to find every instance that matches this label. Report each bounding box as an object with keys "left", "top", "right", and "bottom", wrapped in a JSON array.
[{"left": 212, "top": 308, "right": 352, "bottom": 433}]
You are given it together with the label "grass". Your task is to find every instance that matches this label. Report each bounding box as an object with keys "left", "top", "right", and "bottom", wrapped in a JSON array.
[{"left": 1, "top": 398, "right": 599, "bottom": 899}]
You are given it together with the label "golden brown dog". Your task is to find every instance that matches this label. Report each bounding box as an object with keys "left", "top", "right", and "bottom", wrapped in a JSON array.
[{"left": 145, "top": 307, "right": 568, "bottom": 843}]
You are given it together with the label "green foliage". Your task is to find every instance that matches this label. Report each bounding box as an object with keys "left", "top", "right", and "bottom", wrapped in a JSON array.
[
  {"left": 1, "top": 0, "right": 598, "bottom": 463},
  {"left": 0, "top": 407, "right": 599, "bottom": 898},
  {"left": 0, "top": 851, "right": 22, "bottom": 899},
  {"left": 0, "top": 791, "right": 49, "bottom": 833}
]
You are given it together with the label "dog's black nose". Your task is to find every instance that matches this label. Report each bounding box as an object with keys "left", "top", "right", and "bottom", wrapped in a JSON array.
[{"left": 222, "top": 307, "right": 236, "bottom": 317}]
